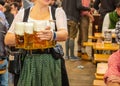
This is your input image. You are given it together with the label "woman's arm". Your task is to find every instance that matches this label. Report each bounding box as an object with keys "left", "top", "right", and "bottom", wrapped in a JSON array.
[
  {"left": 55, "top": 7, "right": 68, "bottom": 41},
  {"left": 5, "top": 33, "right": 15, "bottom": 46},
  {"left": 4, "top": 8, "right": 24, "bottom": 46}
]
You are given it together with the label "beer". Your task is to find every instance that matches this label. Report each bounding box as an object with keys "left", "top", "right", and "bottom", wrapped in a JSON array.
[
  {"left": 15, "top": 22, "right": 24, "bottom": 48},
  {"left": 33, "top": 21, "right": 45, "bottom": 49},
  {"left": 24, "top": 22, "right": 34, "bottom": 49},
  {"left": 33, "top": 21, "right": 55, "bottom": 49},
  {"left": 33, "top": 32, "right": 56, "bottom": 49},
  {"left": 14, "top": 21, "right": 56, "bottom": 49}
]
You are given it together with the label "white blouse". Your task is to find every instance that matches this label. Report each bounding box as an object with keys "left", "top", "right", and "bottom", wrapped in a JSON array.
[
  {"left": 102, "top": 13, "right": 115, "bottom": 36},
  {"left": 8, "top": 6, "right": 67, "bottom": 33}
]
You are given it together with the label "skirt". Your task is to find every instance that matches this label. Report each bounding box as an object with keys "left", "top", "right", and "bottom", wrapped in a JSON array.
[{"left": 17, "top": 54, "right": 62, "bottom": 86}]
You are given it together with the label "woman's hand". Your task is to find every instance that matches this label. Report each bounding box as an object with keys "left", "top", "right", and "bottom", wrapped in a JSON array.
[{"left": 37, "top": 26, "right": 53, "bottom": 41}]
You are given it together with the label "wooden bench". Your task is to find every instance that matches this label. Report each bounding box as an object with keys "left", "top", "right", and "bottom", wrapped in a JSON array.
[
  {"left": 94, "top": 63, "right": 107, "bottom": 85},
  {"left": 96, "top": 63, "right": 108, "bottom": 76},
  {"left": 81, "top": 53, "right": 91, "bottom": 60},
  {"left": 94, "top": 33, "right": 116, "bottom": 38},
  {"left": 88, "top": 35, "right": 97, "bottom": 39},
  {"left": 93, "top": 80, "right": 106, "bottom": 86},
  {"left": 83, "top": 42, "right": 95, "bottom": 46},
  {"left": 94, "top": 54, "right": 110, "bottom": 63},
  {"left": 95, "top": 73, "right": 104, "bottom": 80},
  {"left": 93, "top": 43, "right": 119, "bottom": 51}
]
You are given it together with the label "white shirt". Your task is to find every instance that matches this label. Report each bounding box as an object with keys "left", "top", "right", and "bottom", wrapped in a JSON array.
[
  {"left": 102, "top": 13, "right": 115, "bottom": 36},
  {"left": 8, "top": 6, "right": 67, "bottom": 33}
]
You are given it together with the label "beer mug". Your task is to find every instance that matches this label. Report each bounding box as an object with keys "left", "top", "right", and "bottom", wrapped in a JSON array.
[
  {"left": 33, "top": 21, "right": 48, "bottom": 49},
  {"left": 24, "top": 22, "right": 34, "bottom": 49},
  {"left": 33, "top": 21, "right": 55, "bottom": 49},
  {"left": 14, "top": 22, "right": 24, "bottom": 48},
  {"left": 104, "top": 30, "right": 112, "bottom": 43}
]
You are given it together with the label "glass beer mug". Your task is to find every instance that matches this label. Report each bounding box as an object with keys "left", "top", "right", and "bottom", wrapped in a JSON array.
[
  {"left": 14, "top": 22, "right": 24, "bottom": 48},
  {"left": 33, "top": 21, "right": 55, "bottom": 49},
  {"left": 104, "top": 30, "right": 112, "bottom": 43},
  {"left": 24, "top": 22, "right": 34, "bottom": 49}
]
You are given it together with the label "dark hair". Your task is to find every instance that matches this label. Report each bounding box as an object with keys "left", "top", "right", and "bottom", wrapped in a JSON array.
[
  {"left": 4, "top": 4, "right": 11, "bottom": 12},
  {"left": 116, "top": 2, "right": 120, "bottom": 8},
  {"left": 10, "top": 2, "right": 20, "bottom": 10},
  {"left": 0, "top": 0, "right": 5, "bottom": 6}
]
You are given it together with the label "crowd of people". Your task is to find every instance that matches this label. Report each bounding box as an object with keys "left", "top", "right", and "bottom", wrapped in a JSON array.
[{"left": 0, "top": 0, "right": 119, "bottom": 86}]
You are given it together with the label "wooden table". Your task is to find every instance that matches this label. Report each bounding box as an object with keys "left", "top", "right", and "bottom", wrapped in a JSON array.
[
  {"left": 93, "top": 79, "right": 106, "bottom": 86},
  {"left": 94, "top": 32, "right": 116, "bottom": 38},
  {"left": 83, "top": 42, "right": 95, "bottom": 46},
  {"left": 93, "top": 43, "right": 119, "bottom": 50},
  {"left": 89, "top": 33, "right": 116, "bottom": 39},
  {"left": 83, "top": 41, "right": 119, "bottom": 63},
  {"left": 93, "top": 43, "right": 119, "bottom": 63},
  {"left": 83, "top": 42, "right": 119, "bottom": 63},
  {"left": 94, "top": 54, "right": 110, "bottom": 63}
]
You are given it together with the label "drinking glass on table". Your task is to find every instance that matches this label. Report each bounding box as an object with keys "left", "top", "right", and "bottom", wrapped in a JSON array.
[{"left": 104, "top": 31, "right": 112, "bottom": 44}]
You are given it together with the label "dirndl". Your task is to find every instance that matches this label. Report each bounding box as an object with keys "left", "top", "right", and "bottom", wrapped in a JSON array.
[{"left": 17, "top": 54, "right": 62, "bottom": 86}]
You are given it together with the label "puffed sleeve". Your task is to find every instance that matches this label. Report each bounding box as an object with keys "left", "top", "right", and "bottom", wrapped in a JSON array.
[
  {"left": 55, "top": 7, "right": 67, "bottom": 30},
  {"left": 8, "top": 8, "right": 24, "bottom": 33}
]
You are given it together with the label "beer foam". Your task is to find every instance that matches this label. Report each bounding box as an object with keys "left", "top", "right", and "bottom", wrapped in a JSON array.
[
  {"left": 34, "top": 21, "right": 48, "bottom": 31},
  {"left": 24, "top": 22, "right": 34, "bottom": 34},
  {"left": 15, "top": 22, "right": 24, "bottom": 35}
]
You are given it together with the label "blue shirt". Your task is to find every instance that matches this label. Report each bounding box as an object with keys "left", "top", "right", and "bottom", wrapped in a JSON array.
[{"left": 0, "top": 11, "right": 9, "bottom": 29}]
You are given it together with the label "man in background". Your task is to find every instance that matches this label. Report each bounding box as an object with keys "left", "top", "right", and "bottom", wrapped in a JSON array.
[
  {"left": 77, "top": 0, "right": 94, "bottom": 58},
  {"left": 0, "top": 0, "right": 9, "bottom": 86},
  {"left": 62, "top": 0, "right": 91, "bottom": 61},
  {"left": 94, "top": 0, "right": 120, "bottom": 32}
]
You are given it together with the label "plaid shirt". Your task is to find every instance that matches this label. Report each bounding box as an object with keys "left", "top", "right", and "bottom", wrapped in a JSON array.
[{"left": 115, "top": 20, "right": 120, "bottom": 43}]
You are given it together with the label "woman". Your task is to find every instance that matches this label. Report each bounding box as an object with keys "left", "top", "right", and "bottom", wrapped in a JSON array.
[{"left": 5, "top": 0, "right": 68, "bottom": 86}]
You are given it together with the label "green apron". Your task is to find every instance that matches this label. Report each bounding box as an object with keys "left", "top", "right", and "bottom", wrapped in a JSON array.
[{"left": 17, "top": 54, "right": 62, "bottom": 86}]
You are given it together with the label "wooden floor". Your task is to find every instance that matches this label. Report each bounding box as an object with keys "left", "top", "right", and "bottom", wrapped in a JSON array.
[
  {"left": 65, "top": 59, "right": 96, "bottom": 86},
  {"left": 58, "top": 23, "right": 96, "bottom": 86}
]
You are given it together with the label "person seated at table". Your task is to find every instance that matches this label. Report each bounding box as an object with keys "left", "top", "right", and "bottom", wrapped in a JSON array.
[
  {"left": 104, "top": 50, "right": 120, "bottom": 86},
  {"left": 102, "top": 2, "right": 120, "bottom": 37}
]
